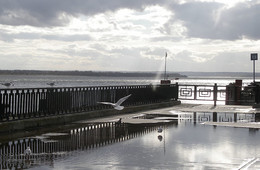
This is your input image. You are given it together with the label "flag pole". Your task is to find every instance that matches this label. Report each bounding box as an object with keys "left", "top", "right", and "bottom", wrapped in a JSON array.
[{"left": 164, "top": 52, "right": 167, "bottom": 80}]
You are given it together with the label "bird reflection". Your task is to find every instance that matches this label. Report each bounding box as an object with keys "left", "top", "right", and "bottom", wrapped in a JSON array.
[{"left": 158, "top": 135, "right": 163, "bottom": 142}]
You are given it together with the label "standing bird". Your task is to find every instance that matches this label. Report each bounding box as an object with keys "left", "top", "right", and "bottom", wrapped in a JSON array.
[
  {"left": 24, "top": 146, "right": 32, "bottom": 159},
  {"left": 47, "top": 82, "right": 55, "bottom": 86},
  {"left": 98, "top": 94, "right": 132, "bottom": 110},
  {"left": 158, "top": 126, "right": 163, "bottom": 133},
  {"left": 115, "top": 118, "right": 122, "bottom": 125}
]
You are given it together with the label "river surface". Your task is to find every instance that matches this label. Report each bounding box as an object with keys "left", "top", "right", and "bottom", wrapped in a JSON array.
[
  {"left": 0, "top": 74, "right": 258, "bottom": 88},
  {"left": 0, "top": 75, "right": 260, "bottom": 169}
]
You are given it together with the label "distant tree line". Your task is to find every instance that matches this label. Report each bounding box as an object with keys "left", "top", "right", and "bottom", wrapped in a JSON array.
[
  {"left": 181, "top": 72, "right": 259, "bottom": 77},
  {"left": 0, "top": 70, "right": 187, "bottom": 78}
]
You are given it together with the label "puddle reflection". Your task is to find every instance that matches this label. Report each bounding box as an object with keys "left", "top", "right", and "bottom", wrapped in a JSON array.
[
  {"left": 0, "top": 111, "right": 258, "bottom": 169},
  {"left": 178, "top": 112, "right": 255, "bottom": 123},
  {"left": 0, "top": 121, "right": 177, "bottom": 169}
]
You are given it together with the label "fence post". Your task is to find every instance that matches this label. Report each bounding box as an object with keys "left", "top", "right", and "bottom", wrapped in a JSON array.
[
  {"left": 213, "top": 83, "right": 217, "bottom": 106},
  {"left": 194, "top": 85, "right": 197, "bottom": 100},
  {"left": 255, "top": 83, "right": 260, "bottom": 104}
]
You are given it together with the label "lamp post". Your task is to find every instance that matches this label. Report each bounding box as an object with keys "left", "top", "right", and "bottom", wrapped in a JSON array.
[{"left": 251, "top": 53, "right": 258, "bottom": 83}]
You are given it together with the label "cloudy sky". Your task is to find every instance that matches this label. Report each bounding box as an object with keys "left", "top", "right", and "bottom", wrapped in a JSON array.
[{"left": 0, "top": 0, "right": 259, "bottom": 72}]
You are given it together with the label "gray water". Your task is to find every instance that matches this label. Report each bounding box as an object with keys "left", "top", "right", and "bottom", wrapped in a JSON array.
[{"left": 0, "top": 74, "right": 258, "bottom": 88}]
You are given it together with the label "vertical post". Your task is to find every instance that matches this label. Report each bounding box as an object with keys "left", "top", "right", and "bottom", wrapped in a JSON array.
[
  {"left": 194, "top": 86, "right": 197, "bottom": 100},
  {"left": 254, "top": 60, "right": 256, "bottom": 83},
  {"left": 213, "top": 112, "right": 217, "bottom": 122},
  {"left": 193, "top": 112, "right": 197, "bottom": 124},
  {"left": 251, "top": 53, "right": 258, "bottom": 83},
  {"left": 164, "top": 52, "right": 167, "bottom": 80},
  {"left": 213, "top": 83, "right": 217, "bottom": 106},
  {"left": 175, "top": 83, "right": 179, "bottom": 100},
  {"left": 234, "top": 113, "right": 237, "bottom": 122}
]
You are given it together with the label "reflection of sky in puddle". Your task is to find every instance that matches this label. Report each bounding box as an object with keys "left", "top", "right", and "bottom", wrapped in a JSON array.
[
  {"left": 46, "top": 123, "right": 260, "bottom": 170},
  {"left": 1, "top": 112, "right": 260, "bottom": 169}
]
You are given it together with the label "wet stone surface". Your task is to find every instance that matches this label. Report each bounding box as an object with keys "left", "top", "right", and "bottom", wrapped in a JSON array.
[{"left": 1, "top": 104, "right": 260, "bottom": 169}]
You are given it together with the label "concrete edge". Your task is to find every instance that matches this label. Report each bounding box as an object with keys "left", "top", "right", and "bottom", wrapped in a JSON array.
[{"left": 0, "top": 101, "right": 181, "bottom": 133}]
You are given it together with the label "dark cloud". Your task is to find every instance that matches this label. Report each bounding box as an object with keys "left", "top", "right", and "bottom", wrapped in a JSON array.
[
  {"left": 166, "top": 1, "right": 260, "bottom": 40},
  {"left": 0, "top": 0, "right": 161, "bottom": 27}
]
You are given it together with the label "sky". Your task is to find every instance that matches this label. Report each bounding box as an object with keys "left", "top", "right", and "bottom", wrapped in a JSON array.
[{"left": 0, "top": 0, "right": 260, "bottom": 72}]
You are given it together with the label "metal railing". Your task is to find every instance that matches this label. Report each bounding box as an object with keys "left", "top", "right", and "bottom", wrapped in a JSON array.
[
  {"left": 178, "top": 83, "right": 258, "bottom": 105},
  {"left": 178, "top": 84, "right": 226, "bottom": 105},
  {"left": 0, "top": 84, "right": 178, "bottom": 122}
]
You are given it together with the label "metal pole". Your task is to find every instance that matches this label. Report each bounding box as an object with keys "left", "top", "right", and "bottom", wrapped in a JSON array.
[
  {"left": 164, "top": 52, "right": 167, "bottom": 80},
  {"left": 254, "top": 60, "right": 255, "bottom": 83}
]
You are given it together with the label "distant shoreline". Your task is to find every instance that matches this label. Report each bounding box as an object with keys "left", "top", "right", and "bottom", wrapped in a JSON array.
[
  {"left": 0, "top": 70, "right": 187, "bottom": 78},
  {"left": 0, "top": 70, "right": 257, "bottom": 78},
  {"left": 180, "top": 72, "right": 258, "bottom": 78}
]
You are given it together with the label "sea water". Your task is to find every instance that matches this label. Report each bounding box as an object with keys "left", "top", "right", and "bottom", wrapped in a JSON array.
[{"left": 0, "top": 74, "right": 258, "bottom": 88}]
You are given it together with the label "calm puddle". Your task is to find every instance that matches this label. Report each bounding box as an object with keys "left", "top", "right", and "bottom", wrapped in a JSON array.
[{"left": 1, "top": 112, "right": 260, "bottom": 170}]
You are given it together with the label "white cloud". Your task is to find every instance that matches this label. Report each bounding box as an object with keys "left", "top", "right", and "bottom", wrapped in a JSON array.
[{"left": 0, "top": 0, "right": 259, "bottom": 72}]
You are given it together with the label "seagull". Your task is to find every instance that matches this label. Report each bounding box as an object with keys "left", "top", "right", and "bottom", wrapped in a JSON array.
[
  {"left": 47, "top": 82, "right": 55, "bottom": 86},
  {"left": 24, "top": 146, "right": 32, "bottom": 157},
  {"left": 158, "top": 126, "right": 163, "bottom": 133},
  {"left": 98, "top": 94, "right": 132, "bottom": 110},
  {"left": 1, "top": 82, "right": 13, "bottom": 87},
  {"left": 115, "top": 118, "right": 122, "bottom": 125}
]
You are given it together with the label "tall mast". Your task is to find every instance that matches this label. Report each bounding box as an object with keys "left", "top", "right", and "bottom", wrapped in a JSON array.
[{"left": 164, "top": 52, "right": 167, "bottom": 80}]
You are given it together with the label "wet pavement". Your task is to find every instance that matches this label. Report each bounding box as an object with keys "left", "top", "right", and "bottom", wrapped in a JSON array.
[
  {"left": 77, "top": 103, "right": 260, "bottom": 129},
  {"left": 1, "top": 103, "right": 260, "bottom": 169}
]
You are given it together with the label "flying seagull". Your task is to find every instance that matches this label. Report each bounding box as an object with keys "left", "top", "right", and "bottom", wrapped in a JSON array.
[{"left": 98, "top": 94, "right": 132, "bottom": 110}]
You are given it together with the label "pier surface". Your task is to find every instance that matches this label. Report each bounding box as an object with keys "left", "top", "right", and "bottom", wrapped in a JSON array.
[
  {"left": 171, "top": 103, "right": 259, "bottom": 113},
  {"left": 77, "top": 103, "right": 260, "bottom": 129},
  {"left": 1, "top": 103, "right": 260, "bottom": 142}
]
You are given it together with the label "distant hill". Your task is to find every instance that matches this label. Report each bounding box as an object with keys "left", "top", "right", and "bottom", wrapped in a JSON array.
[{"left": 0, "top": 70, "right": 187, "bottom": 78}]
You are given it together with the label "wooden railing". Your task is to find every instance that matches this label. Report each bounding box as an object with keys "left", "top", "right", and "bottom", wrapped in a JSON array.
[{"left": 0, "top": 84, "right": 178, "bottom": 122}]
